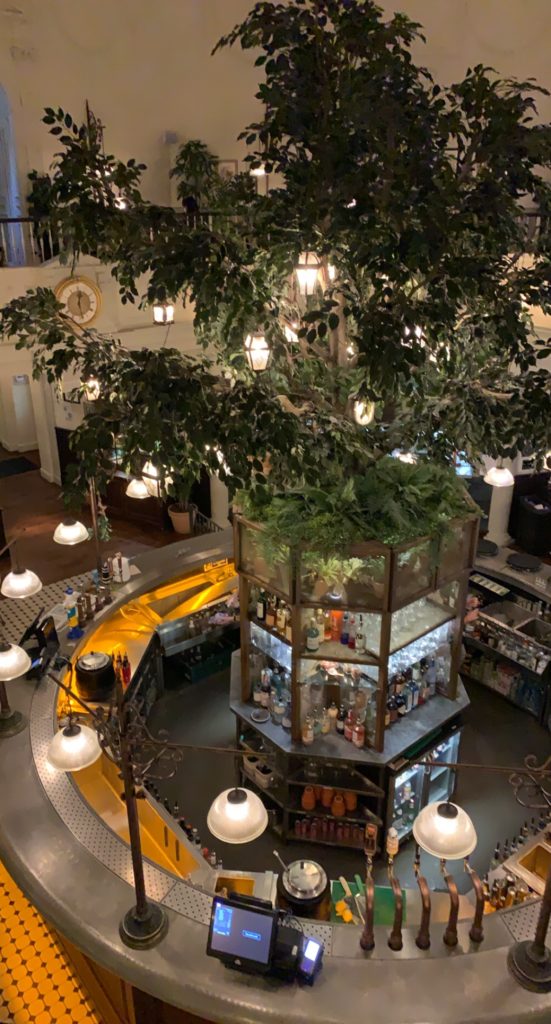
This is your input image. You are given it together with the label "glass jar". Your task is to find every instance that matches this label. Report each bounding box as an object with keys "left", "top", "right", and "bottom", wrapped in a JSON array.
[
  {"left": 344, "top": 709, "right": 356, "bottom": 742},
  {"left": 321, "top": 707, "right": 331, "bottom": 735}
]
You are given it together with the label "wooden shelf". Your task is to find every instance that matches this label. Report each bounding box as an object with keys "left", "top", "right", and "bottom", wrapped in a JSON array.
[
  {"left": 248, "top": 616, "right": 292, "bottom": 647},
  {"left": 463, "top": 635, "right": 548, "bottom": 679},
  {"left": 299, "top": 639, "right": 379, "bottom": 664},
  {"left": 288, "top": 769, "right": 384, "bottom": 799}
]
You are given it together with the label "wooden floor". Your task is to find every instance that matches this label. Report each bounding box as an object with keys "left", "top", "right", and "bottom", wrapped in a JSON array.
[{"left": 0, "top": 446, "right": 175, "bottom": 587}]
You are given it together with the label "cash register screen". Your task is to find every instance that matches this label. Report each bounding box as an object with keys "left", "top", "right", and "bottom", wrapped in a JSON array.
[{"left": 208, "top": 898, "right": 276, "bottom": 965}]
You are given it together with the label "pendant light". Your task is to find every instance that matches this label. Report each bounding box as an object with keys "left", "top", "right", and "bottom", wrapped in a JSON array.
[
  {"left": 484, "top": 464, "right": 514, "bottom": 487},
  {"left": 1, "top": 567, "right": 42, "bottom": 599},
  {"left": 126, "top": 478, "right": 150, "bottom": 500},
  {"left": 152, "top": 302, "right": 175, "bottom": 325},
  {"left": 53, "top": 517, "right": 89, "bottom": 546},
  {"left": 0, "top": 642, "right": 31, "bottom": 681},
  {"left": 207, "top": 786, "right": 268, "bottom": 844},
  {"left": 295, "top": 252, "right": 320, "bottom": 296},
  {"left": 47, "top": 721, "right": 102, "bottom": 772},
  {"left": 244, "top": 332, "right": 272, "bottom": 373},
  {"left": 249, "top": 163, "right": 266, "bottom": 177},
  {"left": 353, "top": 400, "right": 375, "bottom": 426},
  {"left": 142, "top": 461, "right": 173, "bottom": 497},
  {"left": 413, "top": 799, "right": 477, "bottom": 860}
]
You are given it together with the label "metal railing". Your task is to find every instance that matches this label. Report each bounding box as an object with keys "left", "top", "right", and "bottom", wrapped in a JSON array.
[
  {"left": 0, "top": 209, "right": 548, "bottom": 270},
  {"left": 190, "top": 504, "right": 223, "bottom": 536}
]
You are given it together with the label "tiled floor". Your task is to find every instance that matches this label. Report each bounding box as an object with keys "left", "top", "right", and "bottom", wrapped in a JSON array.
[
  {"left": 0, "top": 446, "right": 174, "bottom": 586},
  {"left": 0, "top": 861, "right": 101, "bottom": 1024}
]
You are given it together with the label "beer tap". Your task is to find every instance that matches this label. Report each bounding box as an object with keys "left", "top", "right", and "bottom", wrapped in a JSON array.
[
  {"left": 360, "top": 823, "right": 377, "bottom": 952},
  {"left": 386, "top": 827, "right": 403, "bottom": 951},
  {"left": 464, "top": 857, "right": 484, "bottom": 944},
  {"left": 413, "top": 844, "right": 431, "bottom": 950},
  {"left": 440, "top": 859, "right": 459, "bottom": 947}
]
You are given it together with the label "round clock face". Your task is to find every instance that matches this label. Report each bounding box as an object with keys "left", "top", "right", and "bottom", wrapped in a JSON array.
[{"left": 55, "top": 277, "right": 101, "bottom": 326}]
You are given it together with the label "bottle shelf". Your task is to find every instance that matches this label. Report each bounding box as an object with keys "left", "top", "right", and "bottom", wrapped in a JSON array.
[
  {"left": 464, "top": 635, "right": 548, "bottom": 678},
  {"left": 249, "top": 616, "right": 292, "bottom": 647},
  {"left": 300, "top": 639, "right": 379, "bottom": 664}
]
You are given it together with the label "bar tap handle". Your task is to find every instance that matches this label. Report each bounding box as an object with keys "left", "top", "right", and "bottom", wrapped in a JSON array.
[
  {"left": 360, "top": 823, "right": 377, "bottom": 952},
  {"left": 386, "top": 827, "right": 403, "bottom": 951},
  {"left": 441, "top": 859, "right": 459, "bottom": 948},
  {"left": 414, "top": 845, "right": 431, "bottom": 951},
  {"left": 464, "top": 857, "right": 484, "bottom": 944},
  {"left": 360, "top": 855, "right": 375, "bottom": 952}
]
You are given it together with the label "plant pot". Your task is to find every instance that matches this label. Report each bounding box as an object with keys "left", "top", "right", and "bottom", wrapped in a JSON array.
[{"left": 168, "top": 504, "right": 191, "bottom": 535}]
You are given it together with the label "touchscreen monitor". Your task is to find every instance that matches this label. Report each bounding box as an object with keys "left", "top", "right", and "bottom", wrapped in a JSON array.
[{"left": 207, "top": 897, "right": 276, "bottom": 969}]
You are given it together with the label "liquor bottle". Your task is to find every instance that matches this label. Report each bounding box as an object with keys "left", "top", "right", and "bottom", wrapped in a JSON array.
[
  {"left": 173, "top": 801, "right": 180, "bottom": 819},
  {"left": 502, "top": 838, "right": 510, "bottom": 861},
  {"left": 324, "top": 611, "right": 332, "bottom": 642},
  {"left": 316, "top": 609, "right": 325, "bottom": 641},
  {"left": 426, "top": 657, "right": 436, "bottom": 696},
  {"left": 340, "top": 612, "right": 350, "bottom": 645},
  {"left": 306, "top": 617, "right": 320, "bottom": 652},
  {"left": 330, "top": 610, "right": 343, "bottom": 642},
  {"left": 285, "top": 607, "right": 293, "bottom": 642},
  {"left": 396, "top": 693, "right": 407, "bottom": 717},
  {"left": 256, "top": 589, "right": 266, "bottom": 621},
  {"left": 520, "top": 822, "right": 529, "bottom": 843},
  {"left": 122, "top": 653, "right": 131, "bottom": 688},
  {"left": 510, "top": 835, "right": 518, "bottom": 855},
  {"left": 336, "top": 705, "right": 346, "bottom": 734},
  {"left": 490, "top": 842, "right": 501, "bottom": 870},
  {"left": 355, "top": 614, "right": 365, "bottom": 654},
  {"left": 328, "top": 701, "right": 339, "bottom": 731},
  {"left": 344, "top": 709, "right": 355, "bottom": 741},
  {"left": 348, "top": 615, "right": 356, "bottom": 650},
  {"left": 404, "top": 683, "right": 414, "bottom": 713},
  {"left": 276, "top": 601, "right": 287, "bottom": 634},
  {"left": 266, "top": 596, "right": 276, "bottom": 628}
]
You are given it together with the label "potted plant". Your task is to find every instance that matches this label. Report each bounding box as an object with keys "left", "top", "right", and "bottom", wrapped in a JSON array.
[{"left": 166, "top": 472, "right": 194, "bottom": 535}]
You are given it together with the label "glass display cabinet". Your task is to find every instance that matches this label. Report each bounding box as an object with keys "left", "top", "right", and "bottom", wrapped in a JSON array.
[
  {"left": 235, "top": 514, "right": 478, "bottom": 753},
  {"left": 387, "top": 727, "right": 461, "bottom": 845}
]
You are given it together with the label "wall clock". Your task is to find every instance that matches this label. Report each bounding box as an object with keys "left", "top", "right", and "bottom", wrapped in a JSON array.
[{"left": 55, "top": 276, "right": 102, "bottom": 326}]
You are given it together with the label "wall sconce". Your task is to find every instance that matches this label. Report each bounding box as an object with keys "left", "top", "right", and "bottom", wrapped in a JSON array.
[
  {"left": 295, "top": 252, "right": 320, "bottom": 296},
  {"left": 153, "top": 302, "right": 175, "bottom": 325},
  {"left": 244, "top": 332, "right": 272, "bottom": 373}
]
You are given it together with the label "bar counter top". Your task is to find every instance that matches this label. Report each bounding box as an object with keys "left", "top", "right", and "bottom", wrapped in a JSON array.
[{"left": 0, "top": 530, "right": 549, "bottom": 1024}]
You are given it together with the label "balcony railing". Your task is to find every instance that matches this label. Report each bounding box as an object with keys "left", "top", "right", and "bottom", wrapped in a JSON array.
[{"left": 0, "top": 210, "right": 548, "bottom": 270}]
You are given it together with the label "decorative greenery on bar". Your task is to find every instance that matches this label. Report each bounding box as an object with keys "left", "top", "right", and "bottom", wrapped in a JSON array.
[
  {"left": 1, "top": 0, "right": 550, "bottom": 519},
  {"left": 238, "top": 457, "right": 473, "bottom": 566}
]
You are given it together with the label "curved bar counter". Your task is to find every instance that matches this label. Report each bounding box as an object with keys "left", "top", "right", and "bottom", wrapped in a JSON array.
[{"left": 0, "top": 531, "right": 550, "bottom": 1024}]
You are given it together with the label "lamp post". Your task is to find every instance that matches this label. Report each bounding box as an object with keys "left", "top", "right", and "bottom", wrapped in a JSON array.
[
  {"left": 47, "top": 669, "right": 268, "bottom": 949},
  {"left": 508, "top": 753, "right": 551, "bottom": 992},
  {"left": 0, "top": 614, "right": 31, "bottom": 738}
]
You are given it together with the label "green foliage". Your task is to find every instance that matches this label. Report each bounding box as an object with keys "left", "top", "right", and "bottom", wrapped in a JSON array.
[
  {"left": 238, "top": 457, "right": 476, "bottom": 566},
  {"left": 1, "top": 0, "right": 551, "bottom": 513}
]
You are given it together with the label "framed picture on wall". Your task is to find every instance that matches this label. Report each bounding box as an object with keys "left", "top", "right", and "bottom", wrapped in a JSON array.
[{"left": 218, "top": 159, "right": 239, "bottom": 180}]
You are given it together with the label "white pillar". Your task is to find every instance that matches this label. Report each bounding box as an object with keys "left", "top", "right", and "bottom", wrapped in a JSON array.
[
  {"left": 209, "top": 474, "right": 230, "bottom": 528},
  {"left": 485, "top": 484, "right": 514, "bottom": 547}
]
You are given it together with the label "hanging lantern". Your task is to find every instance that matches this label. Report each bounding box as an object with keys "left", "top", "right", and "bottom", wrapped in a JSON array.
[
  {"left": 244, "top": 332, "right": 272, "bottom": 373},
  {"left": 152, "top": 302, "right": 175, "bottom": 325},
  {"left": 295, "top": 252, "right": 320, "bottom": 296},
  {"left": 83, "top": 377, "right": 100, "bottom": 401},
  {"left": 353, "top": 400, "right": 375, "bottom": 426}
]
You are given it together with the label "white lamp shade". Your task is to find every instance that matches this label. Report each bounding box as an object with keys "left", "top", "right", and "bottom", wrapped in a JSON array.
[
  {"left": 413, "top": 800, "right": 477, "bottom": 860},
  {"left": 244, "top": 333, "right": 271, "bottom": 373},
  {"left": 250, "top": 163, "right": 266, "bottom": 177},
  {"left": 47, "top": 724, "right": 102, "bottom": 772},
  {"left": 0, "top": 643, "right": 31, "bottom": 681},
  {"left": 484, "top": 466, "right": 514, "bottom": 487},
  {"left": 142, "top": 461, "right": 173, "bottom": 497},
  {"left": 353, "top": 399, "right": 375, "bottom": 426},
  {"left": 207, "top": 787, "right": 268, "bottom": 844},
  {"left": 126, "top": 478, "right": 150, "bottom": 500},
  {"left": 1, "top": 568, "right": 42, "bottom": 599},
  {"left": 295, "top": 252, "right": 320, "bottom": 295},
  {"left": 83, "top": 377, "right": 100, "bottom": 401},
  {"left": 53, "top": 518, "right": 89, "bottom": 546}
]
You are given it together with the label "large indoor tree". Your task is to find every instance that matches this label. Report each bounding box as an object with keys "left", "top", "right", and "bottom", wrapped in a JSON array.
[{"left": 2, "top": 0, "right": 551, "bottom": 548}]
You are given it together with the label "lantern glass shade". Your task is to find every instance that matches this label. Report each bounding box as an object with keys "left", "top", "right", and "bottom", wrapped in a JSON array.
[
  {"left": 295, "top": 252, "right": 320, "bottom": 296},
  {"left": 413, "top": 800, "right": 477, "bottom": 860},
  {"left": 47, "top": 724, "right": 102, "bottom": 772},
  {"left": 153, "top": 302, "right": 175, "bottom": 325},
  {"left": 1, "top": 568, "right": 42, "bottom": 600},
  {"left": 244, "top": 333, "right": 271, "bottom": 373},
  {"left": 53, "top": 518, "right": 89, "bottom": 546},
  {"left": 207, "top": 787, "right": 268, "bottom": 844},
  {"left": 250, "top": 163, "right": 266, "bottom": 177},
  {"left": 142, "top": 462, "right": 173, "bottom": 497},
  {"left": 484, "top": 466, "right": 514, "bottom": 487},
  {"left": 83, "top": 377, "right": 100, "bottom": 401},
  {"left": 353, "top": 400, "right": 375, "bottom": 426},
  {"left": 0, "top": 643, "right": 31, "bottom": 681},
  {"left": 126, "top": 478, "right": 150, "bottom": 500}
]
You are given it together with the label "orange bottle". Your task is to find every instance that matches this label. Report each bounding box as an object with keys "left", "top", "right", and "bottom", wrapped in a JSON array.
[{"left": 330, "top": 611, "right": 343, "bottom": 642}]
